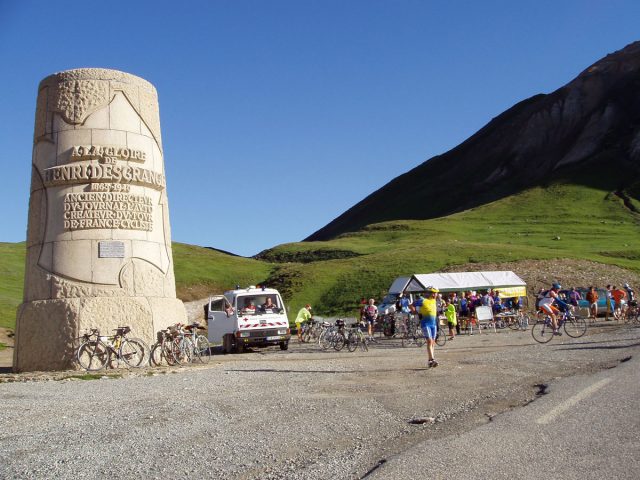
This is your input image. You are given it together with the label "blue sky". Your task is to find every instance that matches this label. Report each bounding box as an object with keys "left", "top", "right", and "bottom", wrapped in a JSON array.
[{"left": 1, "top": 0, "right": 639, "bottom": 256}]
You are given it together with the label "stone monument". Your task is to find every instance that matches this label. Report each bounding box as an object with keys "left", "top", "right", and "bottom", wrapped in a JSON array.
[{"left": 14, "top": 68, "right": 186, "bottom": 371}]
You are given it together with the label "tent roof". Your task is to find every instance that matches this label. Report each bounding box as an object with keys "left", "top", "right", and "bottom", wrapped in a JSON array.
[
  {"left": 394, "top": 271, "right": 526, "bottom": 293},
  {"left": 388, "top": 276, "right": 412, "bottom": 295}
]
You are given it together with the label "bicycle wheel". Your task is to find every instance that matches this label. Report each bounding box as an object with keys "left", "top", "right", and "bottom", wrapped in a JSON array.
[
  {"left": 119, "top": 338, "right": 149, "bottom": 367},
  {"left": 333, "top": 332, "right": 346, "bottom": 351},
  {"left": 436, "top": 327, "right": 446, "bottom": 347},
  {"left": 531, "top": 320, "right": 554, "bottom": 343},
  {"left": 176, "top": 337, "right": 194, "bottom": 364},
  {"left": 346, "top": 331, "right": 358, "bottom": 352},
  {"left": 162, "top": 339, "right": 179, "bottom": 365},
  {"left": 401, "top": 333, "right": 412, "bottom": 347},
  {"left": 359, "top": 332, "right": 369, "bottom": 352},
  {"left": 302, "top": 327, "right": 312, "bottom": 344},
  {"left": 150, "top": 342, "right": 163, "bottom": 366},
  {"left": 564, "top": 316, "right": 587, "bottom": 338},
  {"left": 319, "top": 330, "right": 332, "bottom": 350},
  {"left": 414, "top": 328, "right": 426, "bottom": 347},
  {"left": 195, "top": 335, "right": 211, "bottom": 363},
  {"left": 77, "top": 340, "right": 109, "bottom": 371}
]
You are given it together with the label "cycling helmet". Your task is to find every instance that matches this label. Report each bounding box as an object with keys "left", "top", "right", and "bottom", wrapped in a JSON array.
[
  {"left": 552, "top": 282, "right": 561, "bottom": 290},
  {"left": 305, "top": 304, "right": 312, "bottom": 310},
  {"left": 425, "top": 286, "right": 439, "bottom": 293},
  {"left": 624, "top": 283, "right": 630, "bottom": 288}
]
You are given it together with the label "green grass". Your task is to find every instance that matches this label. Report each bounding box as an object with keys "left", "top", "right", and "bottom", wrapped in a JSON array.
[
  {"left": 0, "top": 242, "right": 25, "bottom": 330},
  {"left": 261, "top": 182, "right": 640, "bottom": 317},
  {"left": 1, "top": 181, "right": 639, "bottom": 328},
  {"left": 0, "top": 342, "right": 6, "bottom": 351},
  {"left": 172, "top": 242, "right": 273, "bottom": 301}
]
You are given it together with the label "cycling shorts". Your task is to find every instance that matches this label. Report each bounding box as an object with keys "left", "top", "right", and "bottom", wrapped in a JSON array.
[
  {"left": 540, "top": 304, "right": 559, "bottom": 315},
  {"left": 364, "top": 316, "right": 376, "bottom": 324},
  {"left": 421, "top": 324, "right": 437, "bottom": 340}
]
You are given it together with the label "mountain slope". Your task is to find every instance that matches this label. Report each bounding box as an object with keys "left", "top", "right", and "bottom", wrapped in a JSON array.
[
  {"left": 2, "top": 179, "right": 640, "bottom": 329},
  {"left": 262, "top": 180, "right": 640, "bottom": 316},
  {"left": 306, "top": 41, "right": 640, "bottom": 241}
]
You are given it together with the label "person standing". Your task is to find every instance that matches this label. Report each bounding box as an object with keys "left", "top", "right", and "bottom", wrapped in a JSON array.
[
  {"left": 450, "top": 292, "right": 461, "bottom": 335},
  {"left": 362, "top": 298, "right": 378, "bottom": 340},
  {"left": 459, "top": 294, "right": 469, "bottom": 330},
  {"left": 586, "top": 286, "right": 599, "bottom": 319},
  {"left": 568, "top": 287, "right": 582, "bottom": 307},
  {"left": 444, "top": 300, "right": 457, "bottom": 340},
  {"left": 413, "top": 293, "right": 424, "bottom": 312},
  {"left": 419, "top": 287, "right": 440, "bottom": 367},
  {"left": 295, "top": 304, "right": 312, "bottom": 342},
  {"left": 624, "top": 283, "right": 635, "bottom": 303},
  {"left": 436, "top": 293, "right": 445, "bottom": 316},
  {"left": 399, "top": 294, "right": 411, "bottom": 314},
  {"left": 611, "top": 286, "right": 627, "bottom": 319},
  {"left": 468, "top": 291, "right": 478, "bottom": 334},
  {"left": 605, "top": 285, "right": 614, "bottom": 320}
]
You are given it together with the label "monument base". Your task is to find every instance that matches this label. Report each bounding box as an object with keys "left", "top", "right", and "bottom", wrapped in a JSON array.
[{"left": 13, "top": 297, "right": 186, "bottom": 372}]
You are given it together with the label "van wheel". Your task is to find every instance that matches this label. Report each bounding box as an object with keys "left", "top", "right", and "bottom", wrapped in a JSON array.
[
  {"left": 222, "top": 334, "right": 234, "bottom": 354},
  {"left": 279, "top": 341, "right": 289, "bottom": 351}
]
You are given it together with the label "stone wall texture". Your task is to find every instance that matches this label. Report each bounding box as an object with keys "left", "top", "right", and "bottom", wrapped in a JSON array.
[{"left": 15, "top": 68, "right": 186, "bottom": 372}]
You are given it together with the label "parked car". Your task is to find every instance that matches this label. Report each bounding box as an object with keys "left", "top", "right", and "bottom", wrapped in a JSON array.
[{"left": 560, "top": 288, "right": 610, "bottom": 316}]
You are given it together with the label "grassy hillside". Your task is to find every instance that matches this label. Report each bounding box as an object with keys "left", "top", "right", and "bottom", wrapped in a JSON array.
[
  {"left": 261, "top": 181, "right": 640, "bottom": 316},
  {"left": 172, "top": 242, "right": 273, "bottom": 301},
  {"left": 1, "top": 181, "right": 639, "bottom": 328},
  {"left": 0, "top": 243, "right": 25, "bottom": 329},
  {"left": 0, "top": 243, "right": 273, "bottom": 330}
]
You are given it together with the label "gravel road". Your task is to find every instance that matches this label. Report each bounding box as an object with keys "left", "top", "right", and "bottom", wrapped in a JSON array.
[{"left": 0, "top": 321, "right": 637, "bottom": 479}]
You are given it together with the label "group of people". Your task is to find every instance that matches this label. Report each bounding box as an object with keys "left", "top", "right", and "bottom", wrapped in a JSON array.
[
  {"left": 292, "top": 280, "right": 637, "bottom": 368},
  {"left": 536, "top": 283, "right": 636, "bottom": 320},
  {"left": 398, "top": 289, "right": 522, "bottom": 332},
  {"left": 241, "top": 297, "right": 280, "bottom": 314}
]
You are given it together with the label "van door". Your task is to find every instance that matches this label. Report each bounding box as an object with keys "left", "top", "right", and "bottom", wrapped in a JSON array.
[{"left": 207, "top": 296, "right": 235, "bottom": 344}]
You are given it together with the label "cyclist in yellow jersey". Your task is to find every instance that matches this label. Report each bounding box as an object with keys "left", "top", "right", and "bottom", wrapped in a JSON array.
[{"left": 419, "top": 287, "right": 439, "bottom": 367}]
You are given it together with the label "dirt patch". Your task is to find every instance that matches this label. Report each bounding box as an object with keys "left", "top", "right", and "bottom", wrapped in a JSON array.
[{"left": 0, "top": 327, "right": 14, "bottom": 371}]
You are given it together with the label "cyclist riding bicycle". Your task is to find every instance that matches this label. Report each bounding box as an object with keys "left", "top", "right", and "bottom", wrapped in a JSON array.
[{"left": 538, "top": 282, "right": 570, "bottom": 335}]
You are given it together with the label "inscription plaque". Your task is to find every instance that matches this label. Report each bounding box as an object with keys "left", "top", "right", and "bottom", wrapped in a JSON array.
[{"left": 98, "top": 241, "right": 125, "bottom": 258}]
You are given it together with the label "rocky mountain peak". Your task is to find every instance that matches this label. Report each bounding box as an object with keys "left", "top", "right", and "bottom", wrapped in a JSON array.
[{"left": 306, "top": 41, "right": 640, "bottom": 242}]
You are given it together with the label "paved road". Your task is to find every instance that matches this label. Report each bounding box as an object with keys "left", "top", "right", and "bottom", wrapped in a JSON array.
[
  {"left": 369, "top": 346, "right": 640, "bottom": 479},
  {"left": 1, "top": 322, "right": 638, "bottom": 479}
]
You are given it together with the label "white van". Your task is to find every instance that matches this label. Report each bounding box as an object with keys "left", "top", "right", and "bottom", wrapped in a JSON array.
[{"left": 207, "top": 286, "right": 291, "bottom": 353}]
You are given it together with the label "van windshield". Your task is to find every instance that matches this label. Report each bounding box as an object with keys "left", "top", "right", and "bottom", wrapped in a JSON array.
[
  {"left": 237, "top": 295, "right": 282, "bottom": 315},
  {"left": 381, "top": 294, "right": 398, "bottom": 305}
]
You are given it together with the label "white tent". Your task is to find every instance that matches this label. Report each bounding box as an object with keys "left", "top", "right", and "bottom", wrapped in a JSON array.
[
  {"left": 390, "top": 271, "right": 527, "bottom": 297},
  {"left": 388, "top": 276, "right": 412, "bottom": 295}
]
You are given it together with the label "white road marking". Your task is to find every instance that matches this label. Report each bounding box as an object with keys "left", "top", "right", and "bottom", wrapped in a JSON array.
[{"left": 536, "top": 378, "right": 611, "bottom": 425}]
